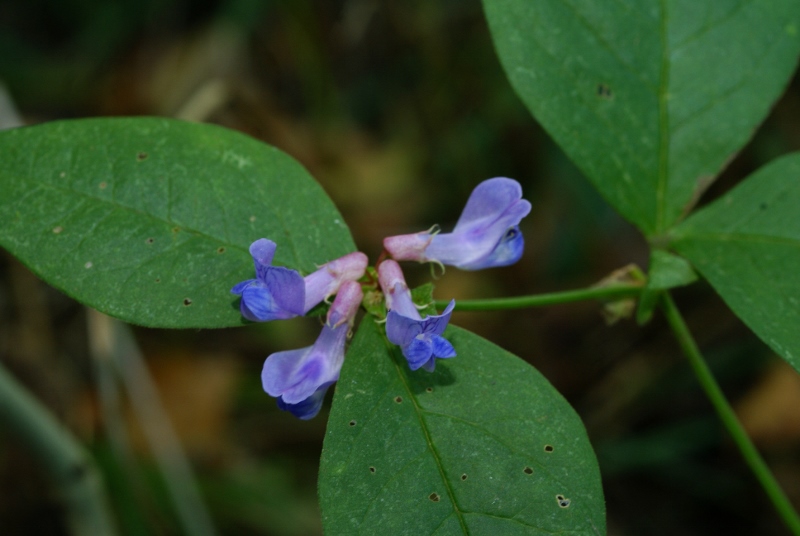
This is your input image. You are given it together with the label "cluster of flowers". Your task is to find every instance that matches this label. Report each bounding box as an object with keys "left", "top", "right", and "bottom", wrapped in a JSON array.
[{"left": 232, "top": 177, "right": 531, "bottom": 419}]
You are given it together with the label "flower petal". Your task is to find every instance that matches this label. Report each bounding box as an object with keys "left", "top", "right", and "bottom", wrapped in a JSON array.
[
  {"left": 403, "top": 337, "right": 433, "bottom": 371},
  {"left": 453, "top": 177, "right": 525, "bottom": 232},
  {"left": 239, "top": 267, "right": 305, "bottom": 321},
  {"left": 261, "top": 346, "right": 312, "bottom": 398},
  {"left": 277, "top": 383, "right": 332, "bottom": 420},
  {"left": 431, "top": 335, "right": 456, "bottom": 358},
  {"left": 261, "top": 321, "right": 348, "bottom": 404},
  {"left": 249, "top": 239, "right": 278, "bottom": 281},
  {"left": 231, "top": 278, "right": 256, "bottom": 295},
  {"left": 463, "top": 225, "right": 525, "bottom": 270},
  {"left": 418, "top": 300, "right": 455, "bottom": 336},
  {"left": 386, "top": 310, "right": 423, "bottom": 346}
]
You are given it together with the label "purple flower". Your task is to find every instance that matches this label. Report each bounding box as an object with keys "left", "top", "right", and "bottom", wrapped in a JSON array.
[
  {"left": 383, "top": 177, "right": 531, "bottom": 270},
  {"left": 378, "top": 260, "right": 456, "bottom": 372},
  {"left": 276, "top": 384, "right": 331, "bottom": 421},
  {"left": 262, "top": 280, "right": 363, "bottom": 419},
  {"left": 232, "top": 240, "right": 367, "bottom": 322},
  {"left": 231, "top": 239, "right": 305, "bottom": 322}
]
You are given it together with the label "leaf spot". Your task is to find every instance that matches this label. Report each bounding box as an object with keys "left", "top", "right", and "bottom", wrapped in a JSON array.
[
  {"left": 84, "top": 261, "right": 93, "bottom": 269},
  {"left": 523, "top": 467, "right": 533, "bottom": 475},
  {"left": 760, "top": 202, "right": 768, "bottom": 211},
  {"left": 155, "top": 278, "right": 161, "bottom": 283},
  {"left": 369, "top": 466, "right": 376, "bottom": 474},
  {"left": 59, "top": 171, "right": 66, "bottom": 178},
  {"left": 52, "top": 226, "right": 63, "bottom": 234},
  {"left": 146, "top": 238, "right": 155, "bottom": 244},
  {"left": 183, "top": 298, "right": 192, "bottom": 306},
  {"left": 222, "top": 150, "right": 252, "bottom": 169},
  {"left": 349, "top": 420, "right": 357, "bottom": 427},
  {"left": 597, "top": 83, "right": 612, "bottom": 99},
  {"left": 556, "top": 494, "right": 571, "bottom": 508},
  {"left": 249, "top": 215, "right": 256, "bottom": 223},
  {"left": 172, "top": 227, "right": 181, "bottom": 233},
  {"left": 428, "top": 493, "right": 440, "bottom": 502},
  {"left": 136, "top": 152, "right": 148, "bottom": 161},
  {"left": 460, "top": 474, "right": 467, "bottom": 481},
  {"left": 217, "top": 247, "right": 226, "bottom": 253},
  {"left": 99, "top": 181, "right": 107, "bottom": 189},
  {"left": 544, "top": 444, "right": 554, "bottom": 453},
  {"left": 394, "top": 396, "right": 403, "bottom": 403}
]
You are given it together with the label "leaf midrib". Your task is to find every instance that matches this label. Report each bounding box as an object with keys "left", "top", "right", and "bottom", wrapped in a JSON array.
[
  {"left": 655, "top": 0, "right": 670, "bottom": 235},
  {"left": 385, "top": 334, "right": 470, "bottom": 535}
]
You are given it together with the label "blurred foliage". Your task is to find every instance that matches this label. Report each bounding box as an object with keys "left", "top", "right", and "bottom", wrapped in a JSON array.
[{"left": 1, "top": 0, "right": 800, "bottom": 535}]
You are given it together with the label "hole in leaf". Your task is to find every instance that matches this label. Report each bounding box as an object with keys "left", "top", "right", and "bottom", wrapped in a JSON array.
[
  {"left": 217, "top": 247, "right": 225, "bottom": 253},
  {"left": 426, "top": 387, "right": 433, "bottom": 393},
  {"left": 52, "top": 226, "right": 63, "bottom": 234},
  {"left": 428, "top": 493, "right": 440, "bottom": 502},
  {"left": 597, "top": 83, "right": 612, "bottom": 99},
  {"left": 99, "top": 181, "right": 107, "bottom": 189},
  {"left": 349, "top": 420, "right": 356, "bottom": 427},
  {"left": 556, "top": 495, "right": 571, "bottom": 508},
  {"left": 523, "top": 467, "right": 533, "bottom": 475},
  {"left": 394, "top": 396, "right": 403, "bottom": 403},
  {"left": 183, "top": 298, "right": 192, "bottom": 306},
  {"left": 369, "top": 466, "right": 376, "bottom": 474},
  {"left": 461, "top": 474, "right": 467, "bottom": 481},
  {"left": 137, "top": 152, "right": 148, "bottom": 161},
  {"left": 146, "top": 238, "right": 154, "bottom": 244},
  {"left": 544, "top": 445, "right": 554, "bottom": 453}
]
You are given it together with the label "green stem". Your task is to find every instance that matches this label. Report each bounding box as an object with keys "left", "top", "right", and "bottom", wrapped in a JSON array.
[
  {"left": 661, "top": 292, "right": 800, "bottom": 535},
  {"left": 0, "top": 362, "right": 117, "bottom": 535},
  {"left": 435, "top": 283, "right": 642, "bottom": 311}
]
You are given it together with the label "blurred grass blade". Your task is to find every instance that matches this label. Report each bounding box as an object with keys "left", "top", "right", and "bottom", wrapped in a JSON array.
[{"left": 88, "top": 310, "right": 217, "bottom": 536}]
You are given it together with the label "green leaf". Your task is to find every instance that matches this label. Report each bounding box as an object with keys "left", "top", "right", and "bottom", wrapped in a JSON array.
[
  {"left": 0, "top": 118, "right": 354, "bottom": 328},
  {"left": 483, "top": 0, "right": 800, "bottom": 235},
  {"left": 671, "top": 153, "right": 800, "bottom": 370},
  {"left": 319, "top": 321, "right": 605, "bottom": 535},
  {"left": 647, "top": 250, "right": 698, "bottom": 291}
]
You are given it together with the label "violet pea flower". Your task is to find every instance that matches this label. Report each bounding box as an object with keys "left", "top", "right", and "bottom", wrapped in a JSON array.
[
  {"left": 232, "top": 239, "right": 367, "bottom": 322},
  {"left": 261, "top": 280, "right": 363, "bottom": 419},
  {"left": 383, "top": 177, "right": 531, "bottom": 270},
  {"left": 231, "top": 239, "right": 305, "bottom": 322},
  {"left": 378, "top": 260, "right": 455, "bottom": 372}
]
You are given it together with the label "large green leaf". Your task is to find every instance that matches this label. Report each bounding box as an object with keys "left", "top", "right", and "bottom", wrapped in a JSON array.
[
  {"left": 483, "top": 0, "right": 800, "bottom": 236},
  {"left": 671, "top": 153, "right": 800, "bottom": 371},
  {"left": 0, "top": 118, "right": 354, "bottom": 328},
  {"left": 319, "top": 321, "right": 605, "bottom": 535}
]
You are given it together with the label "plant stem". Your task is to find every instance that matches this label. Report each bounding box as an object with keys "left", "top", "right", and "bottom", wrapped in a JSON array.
[
  {"left": 661, "top": 292, "right": 800, "bottom": 535},
  {"left": 435, "top": 283, "right": 642, "bottom": 311},
  {"left": 0, "top": 361, "right": 117, "bottom": 535}
]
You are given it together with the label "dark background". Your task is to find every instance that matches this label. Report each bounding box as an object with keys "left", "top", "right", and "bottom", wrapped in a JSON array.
[{"left": 2, "top": 1, "right": 800, "bottom": 534}]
